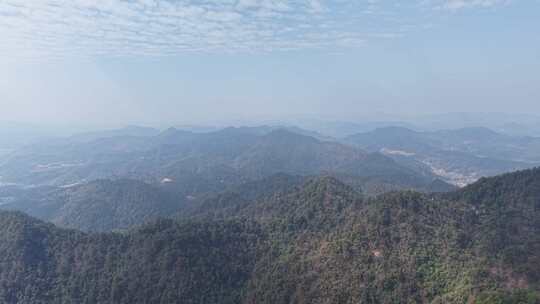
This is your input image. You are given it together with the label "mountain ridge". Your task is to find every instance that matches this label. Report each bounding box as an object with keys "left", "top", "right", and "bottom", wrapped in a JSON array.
[{"left": 0, "top": 168, "right": 539, "bottom": 303}]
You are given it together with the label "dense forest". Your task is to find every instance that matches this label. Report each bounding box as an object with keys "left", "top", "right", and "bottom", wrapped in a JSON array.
[
  {"left": 0, "top": 168, "right": 539, "bottom": 303},
  {"left": 0, "top": 179, "right": 180, "bottom": 232}
]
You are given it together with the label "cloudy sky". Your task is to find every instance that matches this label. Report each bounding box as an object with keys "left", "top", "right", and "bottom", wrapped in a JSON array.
[{"left": 0, "top": 0, "right": 539, "bottom": 126}]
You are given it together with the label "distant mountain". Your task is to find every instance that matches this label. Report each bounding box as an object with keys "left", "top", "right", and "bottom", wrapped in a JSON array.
[
  {"left": 345, "top": 126, "right": 540, "bottom": 186},
  {"left": 0, "top": 168, "right": 538, "bottom": 303},
  {"left": 295, "top": 119, "right": 419, "bottom": 138},
  {"left": 412, "top": 112, "right": 540, "bottom": 137},
  {"left": 147, "top": 128, "right": 441, "bottom": 194},
  {"left": 0, "top": 122, "right": 63, "bottom": 150},
  {"left": 0, "top": 127, "right": 440, "bottom": 195},
  {"left": 68, "top": 125, "right": 160, "bottom": 143},
  {"left": 0, "top": 123, "right": 159, "bottom": 151},
  {"left": 234, "top": 130, "right": 370, "bottom": 177}
]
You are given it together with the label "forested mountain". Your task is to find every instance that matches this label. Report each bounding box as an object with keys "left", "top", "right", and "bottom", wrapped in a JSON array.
[
  {"left": 0, "top": 170, "right": 451, "bottom": 233},
  {"left": 67, "top": 125, "right": 161, "bottom": 143},
  {"left": 0, "top": 179, "right": 180, "bottom": 232},
  {"left": 0, "top": 212, "right": 262, "bottom": 304},
  {"left": 0, "top": 174, "right": 306, "bottom": 232},
  {"left": 0, "top": 168, "right": 538, "bottom": 303},
  {"left": 345, "top": 126, "right": 540, "bottom": 186}
]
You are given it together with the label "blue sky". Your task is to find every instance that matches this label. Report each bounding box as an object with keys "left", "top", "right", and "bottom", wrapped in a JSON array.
[{"left": 0, "top": 0, "right": 539, "bottom": 126}]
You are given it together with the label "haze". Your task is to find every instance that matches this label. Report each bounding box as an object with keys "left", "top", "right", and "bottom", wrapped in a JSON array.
[{"left": 0, "top": 0, "right": 539, "bottom": 126}]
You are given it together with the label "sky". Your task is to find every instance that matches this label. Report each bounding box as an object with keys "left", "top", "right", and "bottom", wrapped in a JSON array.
[{"left": 0, "top": 0, "right": 539, "bottom": 127}]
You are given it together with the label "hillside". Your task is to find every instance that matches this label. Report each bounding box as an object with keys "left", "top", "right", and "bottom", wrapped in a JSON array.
[
  {"left": 0, "top": 179, "right": 181, "bottom": 232},
  {"left": 0, "top": 174, "right": 306, "bottom": 232},
  {"left": 0, "top": 212, "right": 262, "bottom": 304},
  {"left": 0, "top": 168, "right": 538, "bottom": 303}
]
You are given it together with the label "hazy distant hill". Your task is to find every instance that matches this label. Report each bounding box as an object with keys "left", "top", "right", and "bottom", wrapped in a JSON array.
[
  {"left": 0, "top": 126, "right": 441, "bottom": 195},
  {"left": 412, "top": 112, "right": 540, "bottom": 137},
  {"left": 0, "top": 122, "right": 64, "bottom": 151},
  {"left": 0, "top": 168, "right": 538, "bottom": 303},
  {"left": 67, "top": 125, "right": 160, "bottom": 143},
  {"left": 345, "top": 126, "right": 540, "bottom": 186},
  {"left": 294, "top": 119, "right": 418, "bottom": 138}
]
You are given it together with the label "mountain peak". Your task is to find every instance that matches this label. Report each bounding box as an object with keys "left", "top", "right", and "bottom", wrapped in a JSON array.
[
  {"left": 437, "top": 126, "right": 504, "bottom": 141},
  {"left": 296, "top": 174, "right": 362, "bottom": 205},
  {"left": 262, "top": 128, "right": 319, "bottom": 144},
  {"left": 345, "top": 126, "right": 420, "bottom": 142},
  {"left": 373, "top": 126, "right": 416, "bottom": 133}
]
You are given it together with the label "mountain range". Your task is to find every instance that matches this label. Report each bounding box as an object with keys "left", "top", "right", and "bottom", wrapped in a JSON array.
[
  {"left": 0, "top": 124, "right": 467, "bottom": 233},
  {"left": 3, "top": 124, "right": 540, "bottom": 234},
  {"left": 0, "top": 126, "right": 444, "bottom": 196},
  {"left": 2, "top": 124, "right": 539, "bottom": 191}
]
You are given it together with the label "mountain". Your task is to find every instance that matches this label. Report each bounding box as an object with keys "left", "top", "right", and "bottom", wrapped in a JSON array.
[
  {"left": 0, "top": 127, "right": 441, "bottom": 195},
  {"left": 0, "top": 212, "right": 262, "bottom": 304},
  {"left": 234, "top": 130, "right": 412, "bottom": 179},
  {"left": 346, "top": 126, "right": 540, "bottom": 161},
  {"left": 0, "top": 174, "right": 306, "bottom": 232},
  {"left": 189, "top": 173, "right": 307, "bottom": 215},
  {"left": 0, "top": 168, "right": 539, "bottom": 303},
  {"left": 0, "top": 170, "right": 448, "bottom": 234},
  {"left": 0, "top": 179, "right": 181, "bottom": 232},
  {"left": 192, "top": 175, "right": 361, "bottom": 225},
  {"left": 189, "top": 169, "right": 540, "bottom": 303},
  {"left": 345, "top": 126, "right": 540, "bottom": 186},
  {"left": 67, "top": 125, "right": 160, "bottom": 143},
  {"left": 149, "top": 129, "right": 445, "bottom": 195},
  {"left": 294, "top": 119, "right": 419, "bottom": 138},
  {"left": 412, "top": 112, "right": 540, "bottom": 137},
  {"left": 0, "top": 122, "right": 70, "bottom": 151}
]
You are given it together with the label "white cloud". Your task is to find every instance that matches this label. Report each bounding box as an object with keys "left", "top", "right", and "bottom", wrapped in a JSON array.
[
  {"left": 308, "top": 0, "right": 325, "bottom": 13},
  {"left": 438, "top": 0, "right": 510, "bottom": 10},
  {"left": 0, "top": 0, "right": 512, "bottom": 60},
  {"left": 1, "top": 0, "right": 396, "bottom": 60}
]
